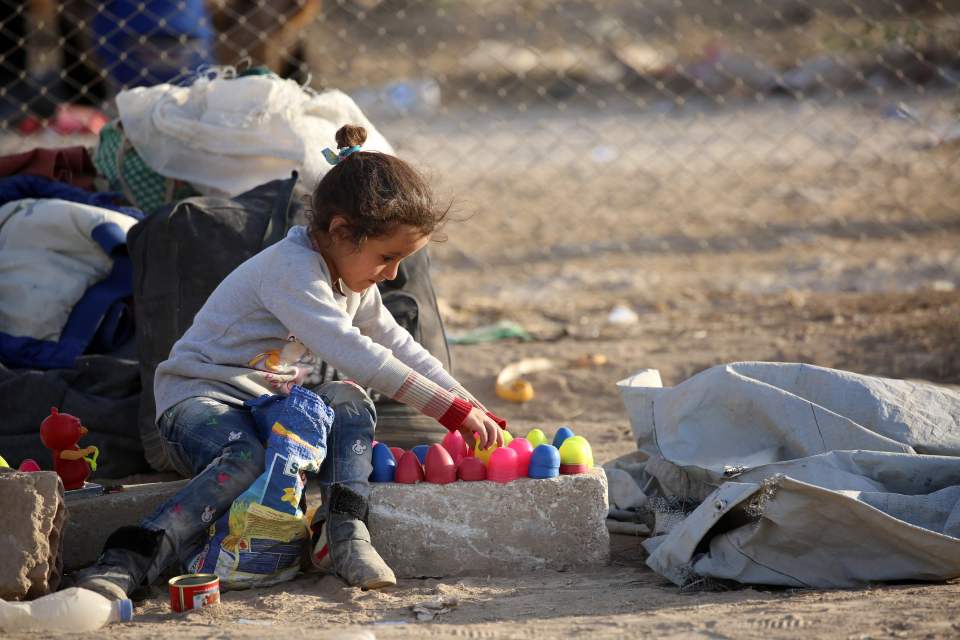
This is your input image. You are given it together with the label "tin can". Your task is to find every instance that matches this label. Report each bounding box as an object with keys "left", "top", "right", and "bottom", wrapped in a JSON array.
[{"left": 168, "top": 573, "right": 220, "bottom": 613}]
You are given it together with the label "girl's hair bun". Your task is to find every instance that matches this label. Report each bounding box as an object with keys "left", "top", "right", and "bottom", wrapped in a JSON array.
[{"left": 335, "top": 124, "right": 367, "bottom": 149}]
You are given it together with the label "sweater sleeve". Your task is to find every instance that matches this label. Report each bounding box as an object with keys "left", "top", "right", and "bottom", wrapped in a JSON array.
[
  {"left": 353, "top": 284, "right": 464, "bottom": 391},
  {"left": 257, "top": 255, "right": 472, "bottom": 431}
]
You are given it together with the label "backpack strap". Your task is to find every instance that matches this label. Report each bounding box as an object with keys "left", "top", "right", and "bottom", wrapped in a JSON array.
[{"left": 261, "top": 171, "right": 300, "bottom": 249}]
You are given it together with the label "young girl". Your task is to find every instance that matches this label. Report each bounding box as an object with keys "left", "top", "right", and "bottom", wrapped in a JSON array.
[{"left": 77, "top": 124, "right": 505, "bottom": 597}]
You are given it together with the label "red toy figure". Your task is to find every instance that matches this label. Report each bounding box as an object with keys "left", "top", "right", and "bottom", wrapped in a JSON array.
[{"left": 39, "top": 407, "right": 99, "bottom": 490}]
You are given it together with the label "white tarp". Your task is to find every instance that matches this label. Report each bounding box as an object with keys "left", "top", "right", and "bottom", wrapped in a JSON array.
[{"left": 617, "top": 362, "right": 960, "bottom": 588}]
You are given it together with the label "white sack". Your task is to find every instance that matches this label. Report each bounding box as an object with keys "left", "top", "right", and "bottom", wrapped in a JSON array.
[
  {"left": 116, "top": 74, "right": 394, "bottom": 197},
  {"left": 618, "top": 362, "right": 960, "bottom": 587},
  {"left": 0, "top": 199, "right": 136, "bottom": 341}
]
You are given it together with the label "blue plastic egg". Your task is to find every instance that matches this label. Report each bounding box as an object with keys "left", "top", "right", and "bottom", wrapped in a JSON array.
[
  {"left": 411, "top": 444, "right": 430, "bottom": 464},
  {"left": 552, "top": 426, "right": 575, "bottom": 449},
  {"left": 528, "top": 444, "right": 561, "bottom": 479},
  {"left": 370, "top": 442, "right": 397, "bottom": 482}
]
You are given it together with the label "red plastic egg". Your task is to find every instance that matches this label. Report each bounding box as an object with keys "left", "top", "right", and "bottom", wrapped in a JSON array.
[
  {"left": 425, "top": 444, "right": 456, "bottom": 484},
  {"left": 390, "top": 447, "right": 405, "bottom": 463},
  {"left": 487, "top": 447, "right": 519, "bottom": 483},
  {"left": 457, "top": 456, "right": 487, "bottom": 481},
  {"left": 507, "top": 438, "right": 534, "bottom": 477},
  {"left": 395, "top": 451, "right": 425, "bottom": 484},
  {"left": 441, "top": 430, "right": 469, "bottom": 465}
]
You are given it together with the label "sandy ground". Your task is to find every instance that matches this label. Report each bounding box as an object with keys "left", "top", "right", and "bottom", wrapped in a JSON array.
[{"left": 5, "top": 91, "right": 953, "bottom": 639}]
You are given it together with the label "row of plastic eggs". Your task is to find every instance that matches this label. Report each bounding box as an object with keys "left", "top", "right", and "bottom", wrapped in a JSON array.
[{"left": 369, "top": 427, "right": 593, "bottom": 484}]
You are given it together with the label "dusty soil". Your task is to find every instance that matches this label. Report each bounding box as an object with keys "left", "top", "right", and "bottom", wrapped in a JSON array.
[
  {"left": 10, "top": 91, "right": 957, "bottom": 640},
  {"left": 7, "top": 2, "right": 960, "bottom": 633}
]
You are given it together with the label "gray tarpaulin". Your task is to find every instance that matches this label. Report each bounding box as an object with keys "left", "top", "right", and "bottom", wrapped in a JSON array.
[{"left": 616, "top": 362, "right": 960, "bottom": 588}]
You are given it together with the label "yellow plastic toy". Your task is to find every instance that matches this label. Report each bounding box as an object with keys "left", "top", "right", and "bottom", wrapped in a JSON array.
[
  {"left": 0, "top": 454, "right": 8, "bottom": 468},
  {"left": 525, "top": 428, "right": 548, "bottom": 448},
  {"left": 475, "top": 430, "right": 514, "bottom": 464},
  {"left": 565, "top": 435, "right": 594, "bottom": 466},
  {"left": 559, "top": 436, "right": 593, "bottom": 473},
  {"left": 495, "top": 378, "right": 534, "bottom": 402}
]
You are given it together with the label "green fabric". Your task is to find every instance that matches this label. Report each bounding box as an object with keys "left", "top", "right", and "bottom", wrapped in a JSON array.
[{"left": 93, "top": 120, "right": 198, "bottom": 214}]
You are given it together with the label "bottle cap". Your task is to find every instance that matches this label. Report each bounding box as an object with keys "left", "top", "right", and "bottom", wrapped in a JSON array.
[
  {"left": 457, "top": 456, "right": 487, "bottom": 481},
  {"left": 370, "top": 443, "right": 396, "bottom": 482},
  {"left": 487, "top": 447, "right": 519, "bottom": 483},
  {"left": 552, "top": 426, "right": 575, "bottom": 449},
  {"left": 507, "top": 438, "right": 534, "bottom": 477},
  {"left": 116, "top": 598, "right": 135, "bottom": 622},
  {"left": 528, "top": 444, "right": 561, "bottom": 479},
  {"left": 411, "top": 444, "right": 430, "bottom": 464},
  {"left": 525, "top": 428, "right": 548, "bottom": 448},
  {"left": 425, "top": 444, "right": 457, "bottom": 484},
  {"left": 395, "top": 450, "right": 425, "bottom": 484}
]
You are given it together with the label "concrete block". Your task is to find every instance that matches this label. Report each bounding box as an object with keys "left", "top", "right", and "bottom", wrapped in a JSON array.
[
  {"left": 62, "top": 479, "right": 188, "bottom": 571},
  {"left": 62, "top": 470, "right": 610, "bottom": 579},
  {"left": 369, "top": 468, "right": 610, "bottom": 578},
  {"left": 0, "top": 470, "right": 66, "bottom": 599}
]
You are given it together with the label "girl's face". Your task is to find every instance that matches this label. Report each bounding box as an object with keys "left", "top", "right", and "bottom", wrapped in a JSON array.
[{"left": 325, "top": 220, "right": 430, "bottom": 293}]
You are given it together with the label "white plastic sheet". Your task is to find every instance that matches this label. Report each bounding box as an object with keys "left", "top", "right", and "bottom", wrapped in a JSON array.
[{"left": 618, "top": 362, "right": 960, "bottom": 587}]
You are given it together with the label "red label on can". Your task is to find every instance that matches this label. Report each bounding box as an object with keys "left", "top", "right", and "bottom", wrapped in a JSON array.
[{"left": 168, "top": 574, "right": 220, "bottom": 613}]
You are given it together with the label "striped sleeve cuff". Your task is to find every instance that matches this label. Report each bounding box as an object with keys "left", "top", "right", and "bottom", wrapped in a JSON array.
[{"left": 393, "top": 369, "right": 474, "bottom": 431}]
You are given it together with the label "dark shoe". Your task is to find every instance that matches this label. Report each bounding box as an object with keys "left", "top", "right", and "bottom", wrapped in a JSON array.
[
  {"left": 324, "top": 485, "right": 395, "bottom": 589},
  {"left": 74, "top": 526, "right": 165, "bottom": 601}
]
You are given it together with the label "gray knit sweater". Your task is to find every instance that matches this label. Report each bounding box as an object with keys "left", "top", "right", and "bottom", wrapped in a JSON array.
[{"left": 154, "top": 226, "right": 474, "bottom": 428}]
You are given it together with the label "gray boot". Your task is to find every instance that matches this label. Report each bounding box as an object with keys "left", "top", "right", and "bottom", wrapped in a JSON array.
[
  {"left": 324, "top": 484, "right": 396, "bottom": 589},
  {"left": 72, "top": 526, "right": 165, "bottom": 601}
]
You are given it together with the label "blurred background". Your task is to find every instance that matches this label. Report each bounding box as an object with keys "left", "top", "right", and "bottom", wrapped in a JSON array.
[{"left": 2, "top": 0, "right": 958, "bottom": 417}]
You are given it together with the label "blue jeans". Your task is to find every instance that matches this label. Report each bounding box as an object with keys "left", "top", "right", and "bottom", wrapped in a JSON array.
[{"left": 140, "top": 382, "right": 376, "bottom": 582}]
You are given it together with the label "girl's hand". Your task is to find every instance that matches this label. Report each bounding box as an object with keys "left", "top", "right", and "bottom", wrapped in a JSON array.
[{"left": 458, "top": 408, "right": 504, "bottom": 451}]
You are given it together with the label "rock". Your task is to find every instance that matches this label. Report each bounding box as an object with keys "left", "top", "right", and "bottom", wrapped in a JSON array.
[
  {"left": 62, "top": 479, "right": 188, "bottom": 571},
  {"left": 369, "top": 468, "right": 609, "bottom": 577},
  {"left": 0, "top": 470, "right": 66, "bottom": 600},
  {"left": 605, "top": 467, "right": 647, "bottom": 510}
]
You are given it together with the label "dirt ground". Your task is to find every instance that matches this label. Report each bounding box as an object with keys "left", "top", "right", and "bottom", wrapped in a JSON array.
[
  {"left": 5, "top": 0, "right": 960, "bottom": 629},
  {"left": 7, "top": 89, "right": 956, "bottom": 639}
]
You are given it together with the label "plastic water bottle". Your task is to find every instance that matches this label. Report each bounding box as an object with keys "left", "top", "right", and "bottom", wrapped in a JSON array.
[{"left": 0, "top": 588, "right": 134, "bottom": 633}]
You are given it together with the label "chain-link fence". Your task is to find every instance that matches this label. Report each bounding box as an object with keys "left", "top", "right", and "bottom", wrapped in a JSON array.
[{"left": 2, "top": 1, "right": 959, "bottom": 383}]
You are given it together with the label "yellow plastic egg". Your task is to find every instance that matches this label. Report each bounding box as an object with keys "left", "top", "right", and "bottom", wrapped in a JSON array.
[
  {"left": 525, "top": 428, "right": 548, "bottom": 448},
  {"left": 559, "top": 436, "right": 593, "bottom": 468}
]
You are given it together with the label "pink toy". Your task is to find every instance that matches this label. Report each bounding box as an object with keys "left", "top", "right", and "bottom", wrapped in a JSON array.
[
  {"left": 18, "top": 459, "right": 41, "bottom": 472},
  {"left": 395, "top": 450, "right": 425, "bottom": 484},
  {"left": 487, "top": 447, "right": 519, "bottom": 483},
  {"left": 424, "top": 444, "right": 456, "bottom": 484},
  {"left": 457, "top": 456, "right": 486, "bottom": 481},
  {"left": 508, "top": 438, "right": 534, "bottom": 477},
  {"left": 441, "top": 430, "right": 469, "bottom": 465}
]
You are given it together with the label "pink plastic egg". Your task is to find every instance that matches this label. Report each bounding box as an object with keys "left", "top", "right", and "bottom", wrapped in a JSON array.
[
  {"left": 457, "top": 456, "right": 487, "bottom": 481},
  {"left": 487, "top": 447, "right": 519, "bottom": 483},
  {"left": 425, "top": 444, "right": 457, "bottom": 484},
  {"left": 507, "top": 438, "right": 534, "bottom": 477},
  {"left": 395, "top": 451, "right": 425, "bottom": 484},
  {"left": 441, "top": 430, "right": 469, "bottom": 465}
]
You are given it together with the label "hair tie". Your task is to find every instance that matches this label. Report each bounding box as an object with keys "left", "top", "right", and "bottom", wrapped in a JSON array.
[{"left": 322, "top": 145, "right": 362, "bottom": 166}]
